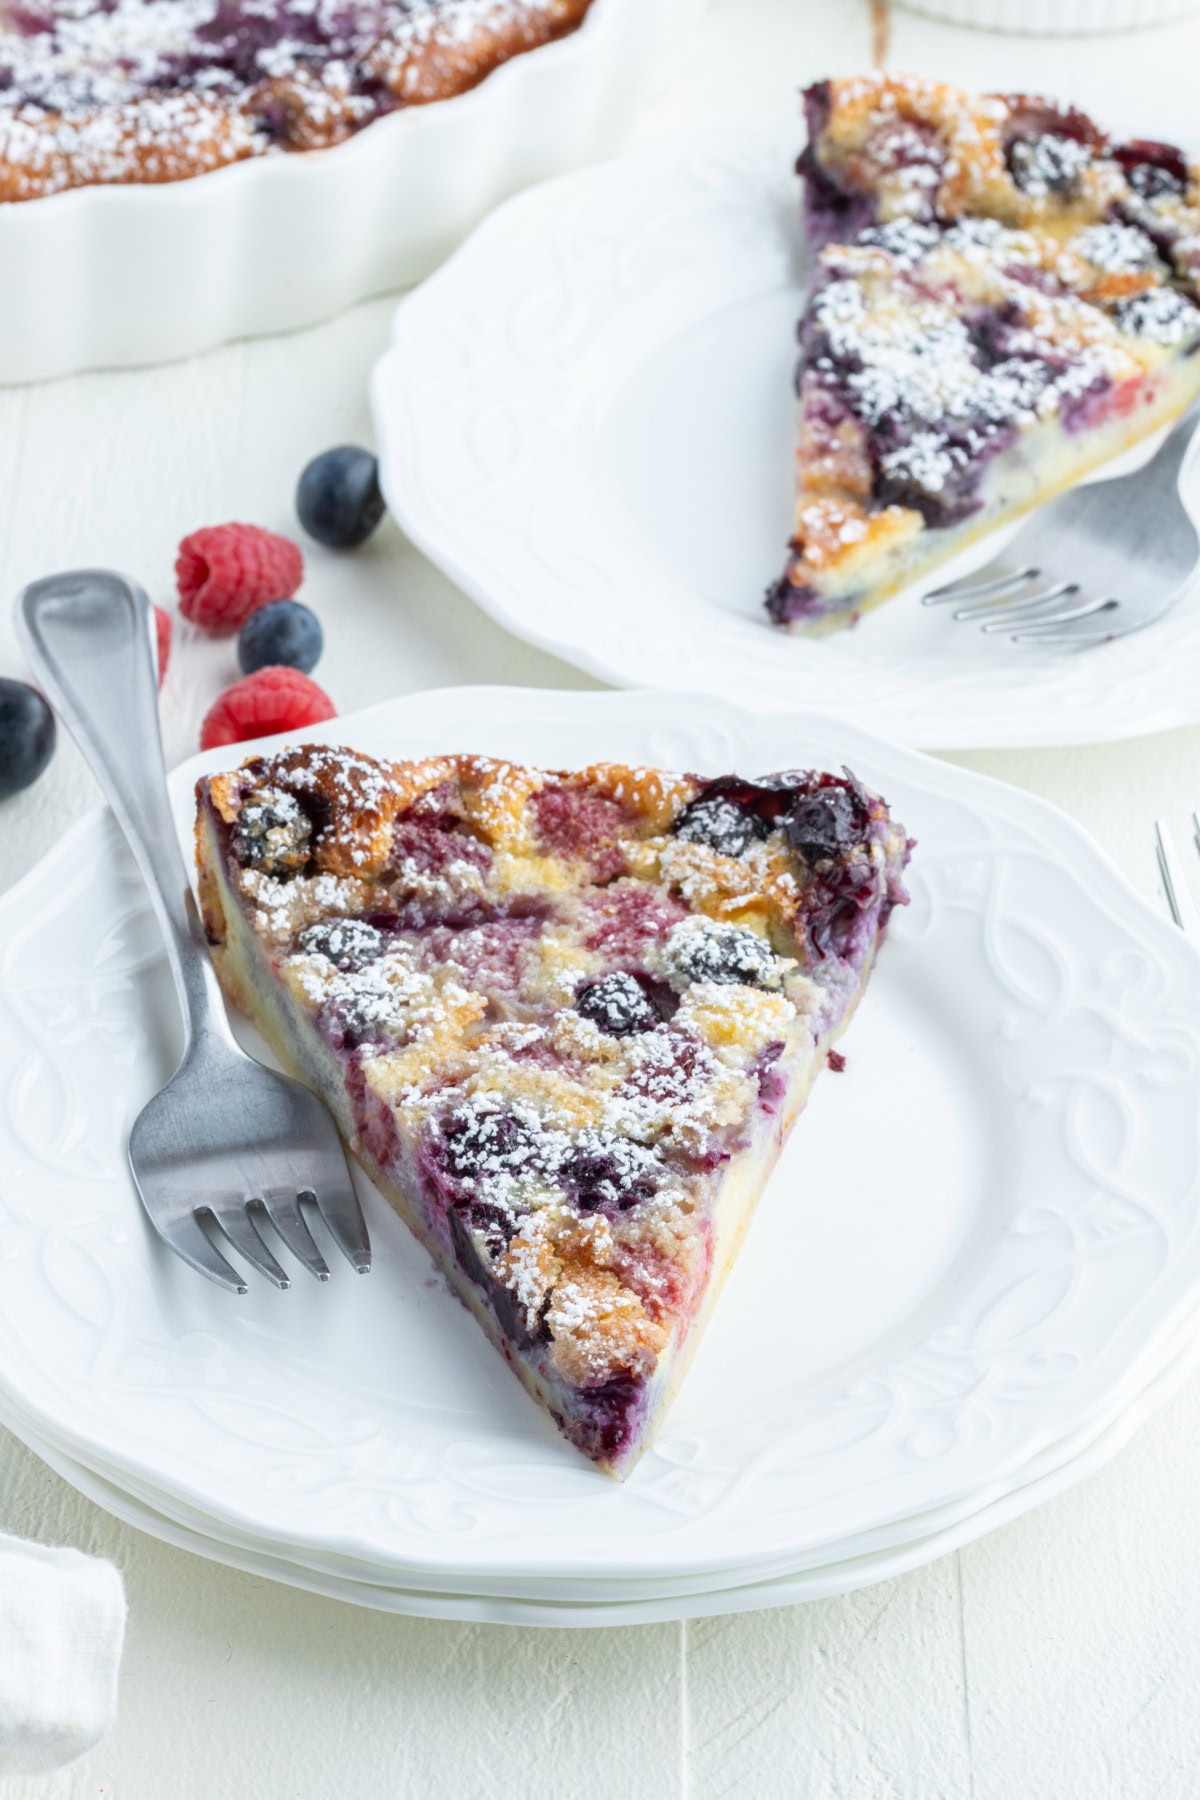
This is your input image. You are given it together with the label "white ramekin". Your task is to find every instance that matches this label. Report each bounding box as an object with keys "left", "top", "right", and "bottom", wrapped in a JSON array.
[
  {"left": 0, "top": 0, "right": 706, "bottom": 385},
  {"left": 898, "top": 0, "right": 1199, "bottom": 29}
]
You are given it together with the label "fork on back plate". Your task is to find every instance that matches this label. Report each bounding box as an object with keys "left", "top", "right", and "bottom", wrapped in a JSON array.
[
  {"left": 1156, "top": 813, "right": 1200, "bottom": 940},
  {"left": 16, "top": 569, "right": 371, "bottom": 1295},
  {"left": 923, "top": 404, "right": 1200, "bottom": 645}
]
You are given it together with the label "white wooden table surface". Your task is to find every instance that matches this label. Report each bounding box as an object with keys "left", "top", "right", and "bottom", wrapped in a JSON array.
[{"left": 4, "top": 4, "right": 1200, "bottom": 1795}]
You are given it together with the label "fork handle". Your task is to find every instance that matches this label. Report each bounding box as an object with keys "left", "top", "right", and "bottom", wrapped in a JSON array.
[{"left": 15, "top": 569, "right": 233, "bottom": 1054}]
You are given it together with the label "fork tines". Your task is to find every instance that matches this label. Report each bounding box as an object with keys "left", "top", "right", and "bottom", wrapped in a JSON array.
[
  {"left": 197, "top": 1194, "right": 336, "bottom": 1292},
  {"left": 923, "top": 565, "right": 1121, "bottom": 640},
  {"left": 157, "top": 1175, "right": 371, "bottom": 1296}
]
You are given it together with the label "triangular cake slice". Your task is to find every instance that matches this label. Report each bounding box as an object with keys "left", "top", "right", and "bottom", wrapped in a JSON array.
[
  {"left": 195, "top": 743, "right": 910, "bottom": 1476},
  {"left": 768, "top": 74, "right": 1200, "bottom": 631}
]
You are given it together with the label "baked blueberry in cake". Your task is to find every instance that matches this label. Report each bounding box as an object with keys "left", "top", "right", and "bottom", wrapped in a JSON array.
[
  {"left": 0, "top": 0, "right": 592, "bottom": 200},
  {"left": 195, "top": 743, "right": 911, "bottom": 1475},
  {"left": 770, "top": 74, "right": 1200, "bottom": 631}
]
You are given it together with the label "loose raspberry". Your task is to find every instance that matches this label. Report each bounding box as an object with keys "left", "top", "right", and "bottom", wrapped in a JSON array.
[
  {"left": 200, "top": 667, "right": 335, "bottom": 752},
  {"left": 176, "top": 523, "right": 303, "bottom": 633},
  {"left": 153, "top": 605, "right": 172, "bottom": 688}
]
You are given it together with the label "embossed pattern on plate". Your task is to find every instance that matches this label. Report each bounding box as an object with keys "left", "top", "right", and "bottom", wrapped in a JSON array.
[
  {"left": 6, "top": 1245, "right": 1200, "bottom": 1611},
  {"left": 371, "top": 118, "right": 1200, "bottom": 748},
  {"left": 0, "top": 689, "right": 1197, "bottom": 1587},
  {"left": 6, "top": 1303, "right": 1200, "bottom": 1623}
]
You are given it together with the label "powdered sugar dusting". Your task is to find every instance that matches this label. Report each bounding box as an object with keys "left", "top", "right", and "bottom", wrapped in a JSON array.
[
  {"left": 778, "top": 72, "right": 1200, "bottom": 628},
  {"left": 1075, "top": 221, "right": 1159, "bottom": 275},
  {"left": 203, "top": 744, "right": 911, "bottom": 1448},
  {"left": 0, "top": 0, "right": 590, "bottom": 193}
]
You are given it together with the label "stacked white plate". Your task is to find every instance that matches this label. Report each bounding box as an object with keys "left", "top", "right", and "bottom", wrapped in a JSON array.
[
  {"left": 371, "top": 113, "right": 1200, "bottom": 749},
  {"left": 2, "top": 686, "right": 1199, "bottom": 1624}
]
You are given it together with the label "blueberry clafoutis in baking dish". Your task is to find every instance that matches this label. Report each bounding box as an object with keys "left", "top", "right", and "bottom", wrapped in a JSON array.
[
  {"left": 196, "top": 743, "right": 910, "bottom": 1474},
  {"left": 769, "top": 73, "right": 1200, "bottom": 632},
  {"left": 0, "top": 0, "right": 592, "bottom": 199}
]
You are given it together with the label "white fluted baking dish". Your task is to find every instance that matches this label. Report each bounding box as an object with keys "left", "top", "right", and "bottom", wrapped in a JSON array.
[
  {"left": 897, "top": 0, "right": 1199, "bottom": 31},
  {"left": 0, "top": 0, "right": 704, "bottom": 385}
]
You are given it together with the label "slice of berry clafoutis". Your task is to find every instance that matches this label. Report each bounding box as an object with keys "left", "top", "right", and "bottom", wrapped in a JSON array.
[
  {"left": 195, "top": 744, "right": 910, "bottom": 1476},
  {"left": 768, "top": 73, "right": 1200, "bottom": 632}
]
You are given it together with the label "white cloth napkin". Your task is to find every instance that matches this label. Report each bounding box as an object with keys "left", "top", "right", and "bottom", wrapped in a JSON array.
[{"left": 0, "top": 1530, "right": 125, "bottom": 1776}]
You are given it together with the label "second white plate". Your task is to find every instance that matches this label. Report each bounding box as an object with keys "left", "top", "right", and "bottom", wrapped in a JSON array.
[{"left": 373, "top": 116, "right": 1200, "bottom": 749}]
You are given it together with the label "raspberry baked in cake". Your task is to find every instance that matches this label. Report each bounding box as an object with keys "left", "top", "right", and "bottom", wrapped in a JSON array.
[
  {"left": 0, "top": 0, "right": 592, "bottom": 200},
  {"left": 769, "top": 74, "right": 1200, "bottom": 632},
  {"left": 195, "top": 743, "right": 910, "bottom": 1475}
]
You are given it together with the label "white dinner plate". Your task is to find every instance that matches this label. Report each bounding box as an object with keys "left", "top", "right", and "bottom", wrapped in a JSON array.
[
  {"left": 6, "top": 1259, "right": 1200, "bottom": 1608},
  {"left": 6, "top": 1306, "right": 1199, "bottom": 1625},
  {"left": 372, "top": 117, "right": 1200, "bottom": 750},
  {"left": 11, "top": 1193, "right": 1200, "bottom": 1604},
  {"left": 0, "top": 0, "right": 706, "bottom": 383},
  {"left": 0, "top": 688, "right": 1198, "bottom": 1591}
]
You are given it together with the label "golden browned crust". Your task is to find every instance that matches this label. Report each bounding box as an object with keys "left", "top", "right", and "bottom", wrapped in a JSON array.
[
  {"left": 809, "top": 72, "right": 1200, "bottom": 237},
  {"left": 363, "top": 0, "right": 588, "bottom": 106},
  {"left": 0, "top": 97, "right": 261, "bottom": 202},
  {"left": 240, "top": 744, "right": 458, "bottom": 880},
  {"left": 497, "top": 1210, "right": 670, "bottom": 1389},
  {"left": 197, "top": 742, "right": 906, "bottom": 975},
  {"left": 0, "top": 0, "right": 593, "bottom": 202},
  {"left": 203, "top": 744, "right": 770, "bottom": 928}
]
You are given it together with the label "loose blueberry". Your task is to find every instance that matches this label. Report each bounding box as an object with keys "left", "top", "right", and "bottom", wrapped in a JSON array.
[
  {"left": 0, "top": 679, "right": 55, "bottom": 799},
  {"left": 576, "top": 971, "right": 661, "bottom": 1037},
  {"left": 296, "top": 446, "right": 385, "bottom": 549},
  {"left": 238, "top": 598, "right": 323, "bottom": 676}
]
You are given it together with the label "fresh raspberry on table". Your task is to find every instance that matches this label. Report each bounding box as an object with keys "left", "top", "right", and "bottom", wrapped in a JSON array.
[
  {"left": 200, "top": 667, "right": 335, "bottom": 751},
  {"left": 153, "top": 605, "right": 172, "bottom": 688},
  {"left": 176, "top": 523, "right": 303, "bottom": 633}
]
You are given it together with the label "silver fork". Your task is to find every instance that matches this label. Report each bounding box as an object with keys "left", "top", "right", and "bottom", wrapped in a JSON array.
[
  {"left": 1155, "top": 813, "right": 1200, "bottom": 940},
  {"left": 16, "top": 569, "right": 370, "bottom": 1295},
  {"left": 923, "top": 405, "right": 1200, "bottom": 645}
]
